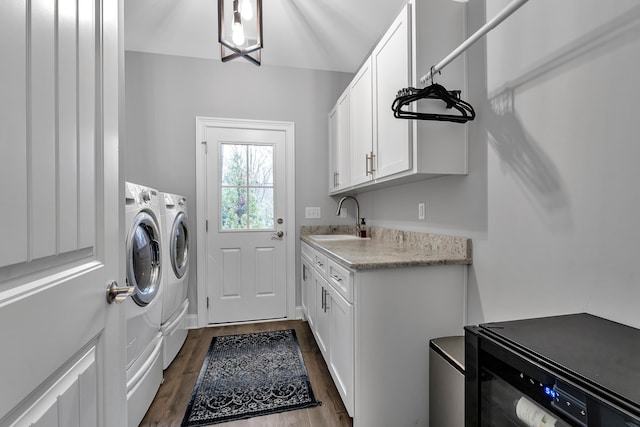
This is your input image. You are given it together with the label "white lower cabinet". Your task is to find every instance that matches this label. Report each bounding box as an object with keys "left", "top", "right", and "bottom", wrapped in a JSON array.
[
  {"left": 352, "top": 265, "right": 465, "bottom": 427},
  {"left": 302, "top": 242, "right": 355, "bottom": 415},
  {"left": 326, "top": 284, "right": 354, "bottom": 414},
  {"left": 301, "top": 256, "right": 315, "bottom": 330},
  {"left": 301, "top": 241, "right": 465, "bottom": 426},
  {"left": 316, "top": 273, "right": 355, "bottom": 415},
  {"left": 313, "top": 273, "right": 331, "bottom": 357}
]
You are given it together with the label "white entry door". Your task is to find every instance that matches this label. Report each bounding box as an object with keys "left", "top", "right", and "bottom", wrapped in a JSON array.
[
  {"left": 196, "top": 118, "right": 295, "bottom": 325},
  {"left": 0, "top": 0, "right": 124, "bottom": 426}
]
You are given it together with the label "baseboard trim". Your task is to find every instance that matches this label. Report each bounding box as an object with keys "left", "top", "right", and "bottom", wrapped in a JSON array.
[
  {"left": 185, "top": 308, "right": 306, "bottom": 330},
  {"left": 184, "top": 314, "right": 199, "bottom": 330}
]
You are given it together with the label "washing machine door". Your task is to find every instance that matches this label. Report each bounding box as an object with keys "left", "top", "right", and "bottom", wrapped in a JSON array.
[
  {"left": 170, "top": 211, "right": 189, "bottom": 279},
  {"left": 127, "top": 211, "right": 162, "bottom": 306}
]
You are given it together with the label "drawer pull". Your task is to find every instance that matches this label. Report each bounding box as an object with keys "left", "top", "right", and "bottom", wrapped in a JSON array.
[
  {"left": 322, "top": 288, "right": 329, "bottom": 313},
  {"left": 331, "top": 274, "right": 343, "bottom": 282}
]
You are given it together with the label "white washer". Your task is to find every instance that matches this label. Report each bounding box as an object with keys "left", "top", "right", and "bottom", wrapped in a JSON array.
[
  {"left": 124, "top": 182, "right": 164, "bottom": 427},
  {"left": 159, "top": 192, "right": 190, "bottom": 369}
]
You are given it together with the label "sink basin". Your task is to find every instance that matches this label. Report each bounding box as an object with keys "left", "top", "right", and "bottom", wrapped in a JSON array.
[
  {"left": 309, "top": 234, "right": 366, "bottom": 241},
  {"left": 309, "top": 234, "right": 370, "bottom": 241}
]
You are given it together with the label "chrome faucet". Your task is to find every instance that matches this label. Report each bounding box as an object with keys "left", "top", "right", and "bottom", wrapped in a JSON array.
[{"left": 336, "top": 195, "right": 360, "bottom": 236}]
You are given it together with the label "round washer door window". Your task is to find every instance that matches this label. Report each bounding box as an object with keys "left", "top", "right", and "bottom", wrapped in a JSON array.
[
  {"left": 171, "top": 212, "right": 189, "bottom": 279},
  {"left": 127, "top": 212, "right": 161, "bottom": 306}
]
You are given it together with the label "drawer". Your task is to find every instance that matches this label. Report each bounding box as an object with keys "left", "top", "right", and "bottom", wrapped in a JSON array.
[
  {"left": 301, "top": 241, "right": 314, "bottom": 262},
  {"left": 302, "top": 241, "right": 328, "bottom": 276},
  {"left": 327, "top": 259, "right": 353, "bottom": 303},
  {"left": 312, "top": 251, "right": 328, "bottom": 277}
]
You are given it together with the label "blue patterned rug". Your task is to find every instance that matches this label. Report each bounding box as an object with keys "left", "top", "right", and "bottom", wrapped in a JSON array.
[{"left": 181, "top": 329, "right": 320, "bottom": 426}]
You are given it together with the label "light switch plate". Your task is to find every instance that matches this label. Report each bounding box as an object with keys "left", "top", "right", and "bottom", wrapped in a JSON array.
[
  {"left": 418, "top": 202, "right": 425, "bottom": 220},
  {"left": 305, "top": 207, "right": 321, "bottom": 219}
]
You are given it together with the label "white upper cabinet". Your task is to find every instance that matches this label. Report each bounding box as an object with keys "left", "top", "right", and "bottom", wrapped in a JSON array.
[
  {"left": 328, "top": 0, "right": 467, "bottom": 195},
  {"left": 372, "top": 4, "right": 412, "bottom": 180},
  {"left": 329, "top": 88, "right": 351, "bottom": 193},
  {"left": 329, "top": 105, "right": 339, "bottom": 191},
  {"left": 410, "top": 0, "right": 468, "bottom": 177},
  {"left": 349, "top": 58, "right": 374, "bottom": 187}
]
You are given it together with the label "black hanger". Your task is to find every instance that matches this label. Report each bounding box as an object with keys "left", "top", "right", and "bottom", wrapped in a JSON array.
[{"left": 392, "top": 82, "right": 476, "bottom": 123}]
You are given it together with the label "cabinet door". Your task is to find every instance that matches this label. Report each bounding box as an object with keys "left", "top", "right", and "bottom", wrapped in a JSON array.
[
  {"left": 328, "top": 286, "right": 354, "bottom": 416},
  {"left": 336, "top": 89, "right": 351, "bottom": 190},
  {"left": 349, "top": 58, "right": 374, "bottom": 186},
  {"left": 328, "top": 88, "right": 351, "bottom": 193},
  {"left": 329, "top": 105, "right": 339, "bottom": 192},
  {"left": 314, "top": 274, "right": 331, "bottom": 357},
  {"left": 373, "top": 3, "right": 411, "bottom": 179},
  {"left": 301, "top": 257, "right": 314, "bottom": 328}
]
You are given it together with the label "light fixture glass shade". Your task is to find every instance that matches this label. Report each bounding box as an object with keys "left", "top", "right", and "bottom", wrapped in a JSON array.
[
  {"left": 240, "top": 0, "right": 253, "bottom": 20},
  {"left": 218, "top": 0, "right": 263, "bottom": 66},
  {"left": 232, "top": 11, "right": 245, "bottom": 46}
]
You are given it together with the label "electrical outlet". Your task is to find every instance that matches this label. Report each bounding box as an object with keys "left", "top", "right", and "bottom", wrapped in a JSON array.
[
  {"left": 339, "top": 207, "right": 348, "bottom": 218},
  {"left": 305, "top": 207, "right": 321, "bottom": 219},
  {"left": 418, "top": 202, "right": 425, "bottom": 220}
]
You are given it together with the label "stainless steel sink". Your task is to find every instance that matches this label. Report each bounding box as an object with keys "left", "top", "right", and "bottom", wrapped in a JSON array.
[{"left": 309, "top": 234, "right": 369, "bottom": 241}]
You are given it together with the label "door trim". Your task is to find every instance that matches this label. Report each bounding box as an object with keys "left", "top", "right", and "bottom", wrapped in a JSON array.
[{"left": 195, "top": 117, "right": 296, "bottom": 327}]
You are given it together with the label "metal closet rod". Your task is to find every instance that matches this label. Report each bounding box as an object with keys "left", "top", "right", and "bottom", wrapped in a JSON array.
[{"left": 419, "top": 0, "right": 530, "bottom": 86}]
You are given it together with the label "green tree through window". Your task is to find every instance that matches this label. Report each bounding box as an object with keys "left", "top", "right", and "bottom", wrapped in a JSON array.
[{"left": 220, "top": 143, "right": 274, "bottom": 230}]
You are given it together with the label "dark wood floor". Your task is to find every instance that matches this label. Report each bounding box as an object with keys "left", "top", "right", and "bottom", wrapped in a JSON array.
[{"left": 140, "top": 320, "right": 353, "bottom": 427}]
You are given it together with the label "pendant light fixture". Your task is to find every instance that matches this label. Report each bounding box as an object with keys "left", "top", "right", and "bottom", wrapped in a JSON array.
[{"left": 218, "top": 0, "right": 263, "bottom": 66}]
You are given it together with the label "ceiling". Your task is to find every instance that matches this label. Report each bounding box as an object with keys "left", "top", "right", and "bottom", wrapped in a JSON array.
[{"left": 124, "top": 0, "right": 408, "bottom": 73}]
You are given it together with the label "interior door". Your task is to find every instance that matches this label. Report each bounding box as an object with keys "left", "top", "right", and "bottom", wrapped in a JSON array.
[
  {"left": 0, "top": 0, "right": 124, "bottom": 425},
  {"left": 199, "top": 119, "right": 293, "bottom": 324}
]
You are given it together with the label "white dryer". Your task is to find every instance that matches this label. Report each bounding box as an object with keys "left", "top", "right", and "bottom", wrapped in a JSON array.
[
  {"left": 159, "top": 192, "right": 190, "bottom": 369},
  {"left": 124, "top": 182, "right": 164, "bottom": 427}
]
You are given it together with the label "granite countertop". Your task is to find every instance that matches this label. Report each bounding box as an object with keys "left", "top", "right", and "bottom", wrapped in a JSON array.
[{"left": 300, "top": 225, "right": 472, "bottom": 270}]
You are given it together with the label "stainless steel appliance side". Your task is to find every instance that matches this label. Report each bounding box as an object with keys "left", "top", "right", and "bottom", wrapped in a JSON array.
[{"left": 429, "top": 336, "right": 465, "bottom": 427}]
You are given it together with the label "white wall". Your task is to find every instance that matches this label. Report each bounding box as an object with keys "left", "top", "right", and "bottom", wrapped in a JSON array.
[
  {"left": 124, "top": 51, "right": 352, "bottom": 312},
  {"left": 358, "top": 0, "right": 640, "bottom": 329}
]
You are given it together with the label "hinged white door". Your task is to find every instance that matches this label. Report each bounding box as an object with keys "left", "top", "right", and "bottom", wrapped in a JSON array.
[
  {"left": 196, "top": 118, "right": 296, "bottom": 325},
  {"left": 0, "top": 0, "right": 124, "bottom": 425}
]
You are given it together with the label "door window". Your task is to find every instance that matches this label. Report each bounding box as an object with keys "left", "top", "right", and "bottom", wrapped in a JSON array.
[{"left": 220, "top": 143, "right": 274, "bottom": 230}]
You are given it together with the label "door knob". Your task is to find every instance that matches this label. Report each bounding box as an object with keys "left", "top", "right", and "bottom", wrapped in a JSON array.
[
  {"left": 272, "top": 231, "right": 284, "bottom": 238},
  {"left": 106, "top": 280, "right": 134, "bottom": 304}
]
